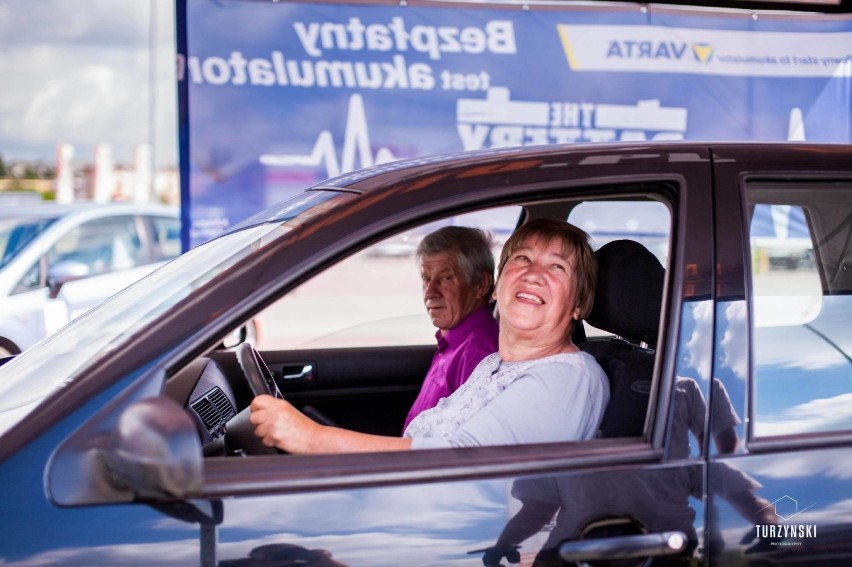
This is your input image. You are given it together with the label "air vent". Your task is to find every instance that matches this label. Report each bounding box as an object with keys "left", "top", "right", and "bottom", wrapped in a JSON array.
[
  {"left": 190, "top": 387, "right": 235, "bottom": 437},
  {"left": 209, "top": 387, "right": 236, "bottom": 422},
  {"left": 192, "top": 397, "right": 219, "bottom": 430}
]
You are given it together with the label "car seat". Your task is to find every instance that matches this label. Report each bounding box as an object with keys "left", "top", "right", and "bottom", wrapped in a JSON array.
[{"left": 581, "top": 239, "right": 665, "bottom": 438}]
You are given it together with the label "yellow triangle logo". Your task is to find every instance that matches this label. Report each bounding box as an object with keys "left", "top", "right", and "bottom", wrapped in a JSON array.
[
  {"left": 692, "top": 43, "right": 714, "bottom": 64},
  {"left": 557, "top": 25, "right": 580, "bottom": 70}
]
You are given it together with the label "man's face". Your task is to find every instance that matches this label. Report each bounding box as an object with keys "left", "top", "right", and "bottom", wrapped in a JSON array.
[{"left": 419, "top": 251, "right": 486, "bottom": 334}]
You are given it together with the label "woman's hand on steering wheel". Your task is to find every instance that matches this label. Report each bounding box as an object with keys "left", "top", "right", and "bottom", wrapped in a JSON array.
[{"left": 249, "top": 394, "right": 322, "bottom": 453}]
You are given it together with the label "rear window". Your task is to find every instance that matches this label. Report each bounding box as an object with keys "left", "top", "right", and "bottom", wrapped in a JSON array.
[{"left": 747, "top": 183, "right": 852, "bottom": 438}]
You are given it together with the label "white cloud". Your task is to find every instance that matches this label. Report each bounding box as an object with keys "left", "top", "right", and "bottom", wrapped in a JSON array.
[
  {"left": 754, "top": 392, "right": 852, "bottom": 439},
  {"left": 159, "top": 479, "right": 507, "bottom": 535},
  {"left": 5, "top": 483, "right": 507, "bottom": 567},
  {"left": 719, "top": 301, "right": 749, "bottom": 380},
  {"left": 682, "top": 300, "right": 714, "bottom": 381},
  {"left": 795, "top": 497, "right": 852, "bottom": 525},
  {"left": 0, "top": 0, "right": 176, "bottom": 166}
]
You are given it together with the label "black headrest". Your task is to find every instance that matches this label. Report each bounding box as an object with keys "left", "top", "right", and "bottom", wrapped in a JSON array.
[{"left": 586, "top": 240, "right": 664, "bottom": 345}]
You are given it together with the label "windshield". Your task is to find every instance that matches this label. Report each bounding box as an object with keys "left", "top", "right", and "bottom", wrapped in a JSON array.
[
  {"left": 0, "top": 216, "right": 59, "bottom": 269},
  {"left": 0, "top": 191, "right": 342, "bottom": 436}
]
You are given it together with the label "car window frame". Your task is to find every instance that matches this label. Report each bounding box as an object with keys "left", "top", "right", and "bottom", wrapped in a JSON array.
[{"left": 191, "top": 183, "right": 683, "bottom": 498}]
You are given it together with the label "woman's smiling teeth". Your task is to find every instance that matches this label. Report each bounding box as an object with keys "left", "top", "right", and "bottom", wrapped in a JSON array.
[{"left": 516, "top": 292, "right": 544, "bottom": 304}]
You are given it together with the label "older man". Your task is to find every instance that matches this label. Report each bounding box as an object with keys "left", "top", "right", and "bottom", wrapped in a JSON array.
[{"left": 403, "top": 226, "right": 499, "bottom": 430}]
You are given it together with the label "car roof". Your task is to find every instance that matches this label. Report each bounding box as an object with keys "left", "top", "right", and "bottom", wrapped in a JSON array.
[
  {"left": 309, "top": 141, "right": 851, "bottom": 195},
  {"left": 226, "top": 141, "right": 850, "bottom": 233},
  {"left": 0, "top": 202, "right": 178, "bottom": 220}
]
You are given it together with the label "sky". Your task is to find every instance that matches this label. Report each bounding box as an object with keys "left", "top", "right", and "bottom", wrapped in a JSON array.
[{"left": 0, "top": 0, "right": 178, "bottom": 169}]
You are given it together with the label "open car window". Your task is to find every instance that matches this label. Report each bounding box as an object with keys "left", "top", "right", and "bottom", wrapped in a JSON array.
[{"left": 193, "top": 192, "right": 674, "bottom": 461}]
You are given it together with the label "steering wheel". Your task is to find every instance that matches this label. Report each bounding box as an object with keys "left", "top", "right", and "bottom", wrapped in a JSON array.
[
  {"left": 236, "top": 342, "right": 283, "bottom": 399},
  {"left": 220, "top": 343, "right": 284, "bottom": 456}
]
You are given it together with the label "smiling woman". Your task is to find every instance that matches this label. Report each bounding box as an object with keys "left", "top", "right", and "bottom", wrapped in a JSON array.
[{"left": 249, "top": 218, "right": 610, "bottom": 453}]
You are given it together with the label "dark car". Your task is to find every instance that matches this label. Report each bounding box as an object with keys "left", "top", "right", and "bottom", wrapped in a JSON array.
[{"left": 0, "top": 142, "right": 850, "bottom": 566}]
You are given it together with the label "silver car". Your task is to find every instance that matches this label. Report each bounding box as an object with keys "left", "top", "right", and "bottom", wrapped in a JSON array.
[{"left": 0, "top": 202, "right": 180, "bottom": 355}]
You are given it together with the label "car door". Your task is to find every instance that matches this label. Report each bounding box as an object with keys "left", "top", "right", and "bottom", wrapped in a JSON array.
[{"left": 709, "top": 145, "right": 852, "bottom": 564}]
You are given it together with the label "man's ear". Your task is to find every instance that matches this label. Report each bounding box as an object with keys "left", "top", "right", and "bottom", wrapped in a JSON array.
[{"left": 476, "top": 272, "right": 493, "bottom": 299}]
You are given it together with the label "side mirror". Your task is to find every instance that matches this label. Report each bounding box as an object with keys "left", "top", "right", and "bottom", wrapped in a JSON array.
[
  {"left": 48, "top": 397, "right": 203, "bottom": 505},
  {"left": 46, "top": 260, "right": 90, "bottom": 299},
  {"left": 99, "top": 397, "right": 204, "bottom": 500}
]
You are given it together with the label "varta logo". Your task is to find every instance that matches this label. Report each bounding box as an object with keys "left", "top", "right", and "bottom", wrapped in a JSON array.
[
  {"left": 692, "top": 43, "right": 715, "bottom": 64},
  {"left": 606, "top": 40, "right": 687, "bottom": 59}
]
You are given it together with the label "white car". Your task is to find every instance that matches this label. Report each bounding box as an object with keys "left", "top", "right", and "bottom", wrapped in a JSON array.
[{"left": 0, "top": 203, "right": 180, "bottom": 355}]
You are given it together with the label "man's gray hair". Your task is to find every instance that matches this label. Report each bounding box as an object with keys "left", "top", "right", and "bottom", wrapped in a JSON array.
[{"left": 416, "top": 226, "right": 495, "bottom": 290}]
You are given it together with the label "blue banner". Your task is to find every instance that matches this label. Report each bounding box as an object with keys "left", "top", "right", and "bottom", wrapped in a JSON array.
[{"left": 179, "top": 0, "right": 852, "bottom": 247}]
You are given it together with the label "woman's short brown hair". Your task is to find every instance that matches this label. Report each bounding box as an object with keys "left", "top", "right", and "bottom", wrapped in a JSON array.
[{"left": 497, "top": 218, "right": 597, "bottom": 321}]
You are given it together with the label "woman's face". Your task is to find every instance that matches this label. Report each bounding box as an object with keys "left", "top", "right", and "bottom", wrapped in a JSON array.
[{"left": 495, "top": 235, "right": 580, "bottom": 341}]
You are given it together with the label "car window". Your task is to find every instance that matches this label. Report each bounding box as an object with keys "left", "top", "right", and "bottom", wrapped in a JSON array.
[
  {"left": 748, "top": 183, "right": 852, "bottom": 438},
  {"left": 0, "top": 215, "right": 57, "bottom": 269},
  {"left": 255, "top": 200, "right": 672, "bottom": 349},
  {"left": 11, "top": 260, "right": 42, "bottom": 295},
  {"left": 254, "top": 206, "right": 521, "bottom": 349},
  {"left": 568, "top": 200, "right": 670, "bottom": 265},
  {"left": 47, "top": 216, "right": 145, "bottom": 277},
  {"left": 148, "top": 215, "right": 182, "bottom": 260},
  {"left": 0, "top": 223, "right": 292, "bottom": 437},
  {"left": 0, "top": 191, "right": 342, "bottom": 438}
]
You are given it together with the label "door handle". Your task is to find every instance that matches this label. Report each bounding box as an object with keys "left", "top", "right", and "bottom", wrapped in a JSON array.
[
  {"left": 559, "top": 531, "right": 687, "bottom": 562},
  {"left": 279, "top": 363, "right": 315, "bottom": 382}
]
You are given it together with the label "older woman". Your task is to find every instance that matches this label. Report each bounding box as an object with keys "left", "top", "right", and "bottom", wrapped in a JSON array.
[{"left": 250, "top": 219, "right": 610, "bottom": 453}]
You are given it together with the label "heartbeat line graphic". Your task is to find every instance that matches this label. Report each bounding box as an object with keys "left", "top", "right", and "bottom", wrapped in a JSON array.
[{"left": 259, "top": 94, "right": 396, "bottom": 179}]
